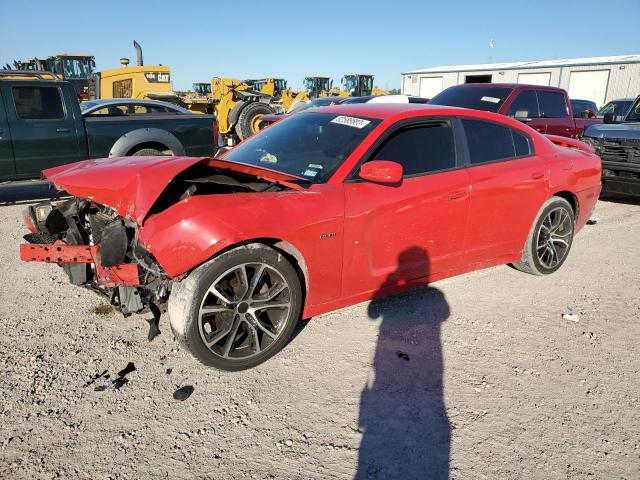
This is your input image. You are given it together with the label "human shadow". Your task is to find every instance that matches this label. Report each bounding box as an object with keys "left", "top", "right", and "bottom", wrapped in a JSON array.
[{"left": 356, "top": 247, "right": 451, "bottom": 480}]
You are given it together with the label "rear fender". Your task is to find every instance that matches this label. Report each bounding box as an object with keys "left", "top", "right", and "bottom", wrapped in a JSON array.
[{"left": 109, "top": 128, "right": 186, "bottom": 157}]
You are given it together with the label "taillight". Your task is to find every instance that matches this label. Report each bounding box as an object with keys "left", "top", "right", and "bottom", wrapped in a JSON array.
[{"left": 78, "top": 92, "right": 89, "bottom": 101}]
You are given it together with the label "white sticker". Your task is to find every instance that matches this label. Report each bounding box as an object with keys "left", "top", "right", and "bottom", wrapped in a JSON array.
[
  {"left": 259, "top": 152, "right": 277, "bottom": 164},
  {"left": 330, "top": 115, "right": 371, "bottom": 129},
  {"left": 308, "top": 163, "right": 323, "bottom": 169},
  {"left": 480, "top": 96, "right": 501, "bottom": 104},
  {"left": 303, "top": 169, "right": 319, "bottom": 177}
]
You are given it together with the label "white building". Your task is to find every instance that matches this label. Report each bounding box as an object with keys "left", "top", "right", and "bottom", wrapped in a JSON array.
[{"left": 401, "top": 55, "right": 640, "bottom": 107}]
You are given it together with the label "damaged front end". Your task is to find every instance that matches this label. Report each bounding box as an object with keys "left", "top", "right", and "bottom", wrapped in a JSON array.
[{"left": 20, "top": 197, "right": 170, "bottom": 316}]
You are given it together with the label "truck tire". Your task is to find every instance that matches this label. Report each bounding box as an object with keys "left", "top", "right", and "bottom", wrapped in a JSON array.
[
  {"left": 168, "top": 244, "right": 303, "bottom": 371},
  {"left": 132, "top": 148, "right": 167, "bottom": 156},
  {"left": 512, "top": 196, "right": 575, "bottom": 275},
  {"left": 235, "top": 102, "right": 276, "bottom": 140}
]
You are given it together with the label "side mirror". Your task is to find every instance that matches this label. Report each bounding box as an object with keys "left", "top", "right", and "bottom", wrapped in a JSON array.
[
  {"left": 514, "top": 110, "right": 531, "bottom": 123},
  {"left": 603, "top": 113, "right": 617, "bottom": 124},
  {"left": 359, "top": 160, "right": 403, "bottom": 185}
]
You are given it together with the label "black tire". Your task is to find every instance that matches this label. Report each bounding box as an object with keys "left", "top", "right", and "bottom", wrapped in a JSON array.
[
  {"left": 168, "top": 244, "right": 303, "bottom": 371},
  {"left": 235, "top": 102, "right": 276, "bottom": 140},
  {"left": 132, "top": 148, "right": 167, "bottom": 156},
  {"left": 512, "top": 196, "right": 575, "bottom": 275}
]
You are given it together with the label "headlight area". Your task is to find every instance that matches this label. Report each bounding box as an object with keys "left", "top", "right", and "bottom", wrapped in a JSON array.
[{"left": 20, "top": 198, "right": 171, "bottom": 317}]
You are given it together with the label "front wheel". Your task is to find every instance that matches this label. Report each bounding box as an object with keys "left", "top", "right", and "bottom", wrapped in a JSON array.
[
  {"left": 168, "top": 244, "right": 303, "bottom": 371},
  {"left": 512, "top": 196, "right": 575, "bottom": 275}
]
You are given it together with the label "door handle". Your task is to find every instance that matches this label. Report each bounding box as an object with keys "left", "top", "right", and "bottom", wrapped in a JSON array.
[
  {"left": 56, "top": 127, "right": 70, "bottom": 133},
  {"left": 531, "top": 172, "right": 545, "bottom": 180},
  {"left": 448, "top": 190, "right": 467, "bottom": 200}
]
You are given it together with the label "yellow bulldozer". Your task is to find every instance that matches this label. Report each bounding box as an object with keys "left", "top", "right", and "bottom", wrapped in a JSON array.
[
  {"left": 338, "top": 74, "right": 388, "bottom": 97},
  {"left": 88, "top": 41, "right": 181, "bottom": 103}
]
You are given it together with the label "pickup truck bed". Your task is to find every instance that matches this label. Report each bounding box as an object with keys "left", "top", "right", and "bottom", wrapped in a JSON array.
[{"left": 0, "top": 73, "right": 216, "bottom": 180}]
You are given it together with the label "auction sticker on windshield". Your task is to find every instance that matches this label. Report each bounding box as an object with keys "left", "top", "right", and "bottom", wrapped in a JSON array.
[
  {"left": 480, "top": 96, "right": 501, "bottom": 104},
  {"left": 330, "top": 116, "right": 371, "bottom": 129}
]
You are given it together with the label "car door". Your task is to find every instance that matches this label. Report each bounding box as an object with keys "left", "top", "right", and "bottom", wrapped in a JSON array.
[
  {"left": 460, "top": 117, "right": 549, "bottom": 266},
  {"left": 342, "top": 119, "right": 471, "bottom": 297},
  {"left": 5, "top": 83, "right": 84, "bottom": 175},
  {"left": 539, "top": 90, "right": 574, "bottom": 138},
  {"left": 0, "top": 88, "right": 15, "bottom": 177},
  {"left": 505, "top": 89, "right": 547, "bottom": 134}
]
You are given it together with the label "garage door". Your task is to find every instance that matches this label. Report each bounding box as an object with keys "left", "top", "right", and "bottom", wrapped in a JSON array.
[
  {"left": 568, "top": 70, "right": 610, "bottom": 108},
  {"left": 517, "top": 72, "right": 551, "bottom": 86},
  {"left": 419, "top": 77, "right": 443, "bottom": 99}
]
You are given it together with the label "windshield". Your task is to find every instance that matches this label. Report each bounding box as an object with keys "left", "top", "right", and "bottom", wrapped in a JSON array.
[
  {"left": 430, "top": 86, "right": 513, "bottom": 112},
  {"left": 598, "top": 100, "right": 633, "bottom": 118},
  {"left": 625, "top": 99, "right": 640, "bottom": 122},
  {"left": 60, "top": 58, "right": 95, "bottom": 79},
  {"left": 223, "top": 112, "right": 380, "bottom": 183},
  {"left": 193, "top": 83, "right": 211, "bottom": 95}
]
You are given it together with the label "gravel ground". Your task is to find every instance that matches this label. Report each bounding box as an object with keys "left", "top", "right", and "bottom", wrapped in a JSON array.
[{"left": 0, "top": 185, "right": 639, "bottom": 479}]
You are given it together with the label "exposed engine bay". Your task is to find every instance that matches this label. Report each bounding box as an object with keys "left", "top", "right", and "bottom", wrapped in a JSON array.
[{"left": 21, "top": 164, "right": 296, "bottom": 317}]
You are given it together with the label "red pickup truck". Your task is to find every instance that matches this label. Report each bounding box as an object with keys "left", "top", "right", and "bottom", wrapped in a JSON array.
[{"left": 430, "top": 83, "right": 601, "bottom": 138}]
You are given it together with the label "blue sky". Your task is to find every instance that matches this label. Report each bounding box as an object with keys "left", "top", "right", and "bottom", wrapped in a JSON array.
[{"left": 1, "top": 0, "right": 638, "bottom": 91}]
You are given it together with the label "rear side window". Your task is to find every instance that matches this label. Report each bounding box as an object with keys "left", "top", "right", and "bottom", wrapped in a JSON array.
[
  {"left": 462, "top": 118, "right": 532, "bottom": 164},
  {"left": 373, "top": 122, "right": 456, "bottom": 176},
  {"left": 12, "top": 86, "right": 64, "bottom": 120},
  {"left": 540, "top": 91, "right": 568, "bottom": 118},
  {"left": 133, "top": 104, "right": 168, "bottom": 114},
  {"left": 506, "top": 91, "right": 540, "bottom": 118}
]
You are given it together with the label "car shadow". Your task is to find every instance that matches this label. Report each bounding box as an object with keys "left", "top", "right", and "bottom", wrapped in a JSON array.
[
  {"left": 599, "top": 193, "right": 640, "bottom": 206},
  {"left": 0, "top": 181, "right": 62, "bottom": 206},
  {"left": 356, "top": 247, "right": 451, "bottom": 480}
]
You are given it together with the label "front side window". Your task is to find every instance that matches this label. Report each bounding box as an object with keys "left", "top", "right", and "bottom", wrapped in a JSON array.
[
  {"left": 430, "top": 86, "right": 513, "bottom": 113},
  {"left": 12, "top": 86, "right": 64, "bottom": 120},
  {"left": 462, "top": 118, "right": 532, "bottom": 164},
  {"left": 506, "top": 91, "right": 540, "bottom": 118},
  {"left": 223, "top": 112, "right": 380, "bottom": 183},
  {"left": 372, "top": 122, "right": 456, "bottom": 176},
  {"left": 625, "top": 99, "right": 640, "bottom": 122},
  {"left": 539, "top": 91, "right": 568, "bottom": 118}
]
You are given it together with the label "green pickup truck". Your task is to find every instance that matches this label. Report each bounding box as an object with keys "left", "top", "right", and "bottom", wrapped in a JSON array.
[{"left": 0, "top": 72, "right": 217, "bottom": 181}]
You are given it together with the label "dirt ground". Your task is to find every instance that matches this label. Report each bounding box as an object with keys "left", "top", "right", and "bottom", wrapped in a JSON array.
[{"left": 0, "top": 183, "right": 639, "bottom": 480}]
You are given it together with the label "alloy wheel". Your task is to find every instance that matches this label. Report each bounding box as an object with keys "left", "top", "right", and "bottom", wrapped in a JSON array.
[
  {"left": 536, "top": 206, "right": 573, "bottom": 269},
  {"left": 198, "top": 263, "right": 291, "bottom": 360}
]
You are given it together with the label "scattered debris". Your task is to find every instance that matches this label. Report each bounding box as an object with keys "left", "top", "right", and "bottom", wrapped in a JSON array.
[
  {"left": 586, "top": 218, "right": 598, "bottom": 225},
  {"left": 173, "top": 385, "right": 194, "bottom": 401},
  {"left": 396, "top": 351, "right": 410, "bottom": 361},
  {"left": 89, "top": 304, "right": 114, "bottom": 316},
  {"left": 95, "top": 362, "right": 136, "bottom": 391},
  {"left": 166, "top": 368, "right": 173, "bottom": 375},
  {"left": 562, "top": 306, "right": 579, "bottom": 322},
  {"left": 83, "top": 369, "right": 108, "bottom": 388}
]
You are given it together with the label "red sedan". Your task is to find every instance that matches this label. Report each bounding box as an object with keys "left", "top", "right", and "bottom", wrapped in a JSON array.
[{"left": 20, "top": 104, "right": 601, "bottom": 370}]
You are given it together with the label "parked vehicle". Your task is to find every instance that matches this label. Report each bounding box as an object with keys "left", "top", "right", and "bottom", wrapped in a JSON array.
[
  {"left": 80, "top": 98, "right": 193, "bottom": 116},
  {"left": 430, "top": 83, "right": 601, "bottom": 138},
  {"left": 20, "top": 103, "right": 601, "bottom": 370},
  {"left": 582, "top": 95, "right": 640, "bottom": 196},
  {"left": 597, "top": 98, "right": 634, "bottom": 122},
  {"left": 570, "top": 99, "right": 597, "bottom": 118},
  {"left": 259, "top": 96, "right": 350, "bottom": 127},
  {"left": 0, "top": 72, "right": 217, "bottom": 180}
]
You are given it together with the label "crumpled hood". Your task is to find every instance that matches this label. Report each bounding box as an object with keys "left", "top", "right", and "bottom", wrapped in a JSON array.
[
  {"left": 584, "top": 122, "right": 640, "bottom": 140},
  {"left": 43, "top": 156, "right": 306, "bottom": 225},
  {"left": 43, "top": 156, "right": 205, "bottom": 224}
]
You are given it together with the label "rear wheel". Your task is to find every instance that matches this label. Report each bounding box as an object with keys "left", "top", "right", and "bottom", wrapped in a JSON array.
[
  {"left": 132, "top": 148, "right": 167, "bottom": 156},
  {"left": 235, "top": 102, "right": 276, "bottom": 140},
  {"left": 513, "top": 196, "right": 575, "bottom": 275},
  {"left": 168, "top": 244, "right": 303, "bottom": 371}
]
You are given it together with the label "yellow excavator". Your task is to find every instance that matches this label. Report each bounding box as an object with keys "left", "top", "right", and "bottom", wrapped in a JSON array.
[{"left": 88, "top": 41, "right": 181, "bottom": 103}]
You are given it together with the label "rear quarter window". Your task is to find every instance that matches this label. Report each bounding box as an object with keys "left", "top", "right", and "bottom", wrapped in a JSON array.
[
  {"left": 462, "top": 118, "right": 532, "bottom": 164},
  {"left": 12, "top": 86, "right": 64, "bottom": 120}
]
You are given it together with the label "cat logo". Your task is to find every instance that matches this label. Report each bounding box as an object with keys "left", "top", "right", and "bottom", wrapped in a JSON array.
[{"left": 144, "top": 72, "right": 171, "bottom": 83}]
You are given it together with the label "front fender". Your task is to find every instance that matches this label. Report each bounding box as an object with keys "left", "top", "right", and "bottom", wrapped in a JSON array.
[{"left": 109, "top": 128, "right": 186, "bottom": 157}]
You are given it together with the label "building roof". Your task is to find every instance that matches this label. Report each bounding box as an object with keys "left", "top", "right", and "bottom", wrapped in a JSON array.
[{"left": 403, "top": 54, "right": 640, "bottom": 75}]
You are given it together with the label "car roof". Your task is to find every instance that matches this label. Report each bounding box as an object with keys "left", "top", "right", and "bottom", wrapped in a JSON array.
[
  {"left": 85, "top": 98, "right": 179, "bottom": 107},
  {"left": 307, "top": 102, "right": 470, "bottom": 119},
  {"left": 446, "top": 83, "right": 564, "bottom": 91}
]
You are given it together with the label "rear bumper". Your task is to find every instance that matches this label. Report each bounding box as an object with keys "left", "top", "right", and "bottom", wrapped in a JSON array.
[{"left": 20, "top": 242, "right": 140, "bottom": 287}]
